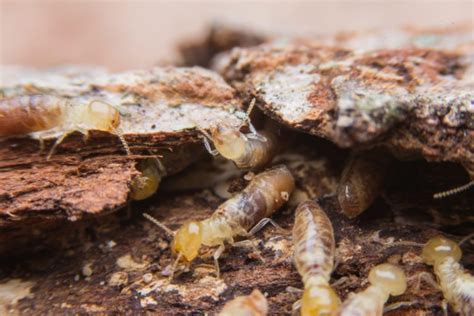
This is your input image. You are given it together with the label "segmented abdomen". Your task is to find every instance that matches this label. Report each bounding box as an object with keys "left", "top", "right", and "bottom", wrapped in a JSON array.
[
  {"left": 337, "top": 151, "right": 390, "bottom": 218},
  {"left": 235, "top": 131, "right": 277, "bottom": 169},
  {"left": 0, "top": 95, "right": 67, "bottom": 136},
  {"left": 293, "top": 200, "right": 335, "bottom": 284},
  {"left": 216, "top": 165, "right": 295, "bottom": 231},
  {"left": 436, "top": 257, "right": 474, "bottom": 316}
]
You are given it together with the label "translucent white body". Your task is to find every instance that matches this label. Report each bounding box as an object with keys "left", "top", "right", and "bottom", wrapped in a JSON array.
[
  {"left": 172, "top": 165, "right": 295, "bottom": 263},
  {"left": 422, "top": 236, "right": 474, "bottom": 315}
]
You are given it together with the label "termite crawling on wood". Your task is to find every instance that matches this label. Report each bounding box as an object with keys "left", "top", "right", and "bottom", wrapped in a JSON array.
[
  {"left": 292, "top": 200, "right": 340, "bottom": 316},
  {"left": 219, "top": 289, "right": 268, "bottom": 316},
  {"left": 199, "top": 99, "right": 278, "bottom": 169},
  {"left": 337, "top": 263, "right": 407, "bottom": 316},
  {"left": 421, "top": 236, "right": 474, "bottom": 315},
  {"left": 0, "top": 95, "right": 130, "bottom": 159},
  {"left": 337, "top": 150, "right": 392, "bottom": 218},
  {"left": 145, "top": 165, "right": 295, "bottom": 278}
]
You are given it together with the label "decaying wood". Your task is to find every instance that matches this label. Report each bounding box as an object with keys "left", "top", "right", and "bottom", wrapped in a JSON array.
[
  {"left": 0, "top": 135, "right": 472, "bottom": 315},
  {"left": 0, "top": 66, "right": 245, "bottom": 228},
  {"left": 219, "top": 41, "right": 474, "bottom": 171},
  {"left": 0, "top": 26, "right": 473, "bottom": 316}
]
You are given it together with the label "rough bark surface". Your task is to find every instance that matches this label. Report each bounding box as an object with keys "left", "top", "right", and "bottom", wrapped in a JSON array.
[
  {"left": 220, "top": 42, "right": 473, "bottom": 172},
  {"left": 0, "top": 66, "right": 245, "bottom": 228}
]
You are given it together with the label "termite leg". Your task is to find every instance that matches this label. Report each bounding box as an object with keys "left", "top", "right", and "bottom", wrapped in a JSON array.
[
  {"left": 383, "top": 301, "right": 414, "bottom": 313},
  {"left": 197, "top": 127, "right": 219, "bottom": 156},
  {"left": 433, "top": 180, "right": 474, "bottom": 199},
  {"left": 245, "top": 128, "right": 267, "bottom": 142},
  {"left": 410, "top": 271, "right": 439, "bottom": 291},
  {"left": 46, "top": 131, "right": 74, "bottom": 160},
  {"left": 38, "top": 136, "right": 46, "bottom": 152},
  {"left": 248, "top": 217, "right": 284, "bottom": 235},
  {"left": 213, "top": 244, "right": 226, "bottom": 278},
  {"left": 458, "top": 233, "right": 474, "bottom": 246},
  {"left": 442, "top": 299, "right": 448, "bottom": 316},
  {"left": 286, "top": 286, "right": 303, "bottom": 294},
  {"left": 201, "top": 136, "right": 219, "bottom": 156},
  {"left": 232, "top": 240, "right": 265, "bottom": 263},
  {"left": 168, "top": 253, "right": 183, "bottom": 281},
  {"left": 291, "top": 299, "right": 302, "bottom": 315},
  {"left": 330, "top": 276, "right": 350, "bottom": 288}
]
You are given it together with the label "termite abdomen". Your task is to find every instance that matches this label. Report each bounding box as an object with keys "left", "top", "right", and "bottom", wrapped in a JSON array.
[
  {"left": 0, "top": 95, "right": 66, "bottom": 136},
  {"left": 293, "top": 200, "right": 336, "bottom": 284},
  {"left": 220, "top": 164, "right": 295, "bottom": 230},
  {"left": 292, "top": 200, "right": 339, "bottom": 316},
  {"left": 337, "top": 150, "right": 392, "bottom": 218}
]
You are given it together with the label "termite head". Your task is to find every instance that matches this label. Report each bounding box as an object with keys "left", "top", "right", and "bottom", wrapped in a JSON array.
[
  {"left": 421, "top": 236, "right": 462, "bottom": 266},
  {"left": 368, "top": 263, "right": 407, "bottom": 296},
  {"left": 130, "top": 158, "right": 162, "bottom": 200},
  {"left": 86, "top": 101, "right": 121, "bottom": 131},
  {"left": 211, "top": 125, "right": 246, "bottom": 160},
  {"left": 172, "top": 221, "right": 203, "bottom": 262},
  {"left": 301, "top": 283, "right": 340, "bottom": 316}
]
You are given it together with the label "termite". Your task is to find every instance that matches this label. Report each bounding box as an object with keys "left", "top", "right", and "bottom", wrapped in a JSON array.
[
  {"left": 337, "top": 263, "right": 407, "bottom": 316},
  {"left": 219, "top": 289, "right": 268, "bottom": 316},
  {"left": 0, "top": 95, "right": 130, "bottom": 159},
  {"left": 199, "top": 99, "right": 278, "bottom": 169},
  {"left": 130, "top": 158, "right": 164, "bottom": 200},
  {"left": 421, "top": 236, "right": 474, "bottom": 315},
  {"left": 292, "top": 200, "right": 340, "bottom": 316},
  {"left": 145, "top": 164, "right": 295, "bottom": 278},
  {"left": 337, "top": 150, "right": 392, "bottom": 218}
]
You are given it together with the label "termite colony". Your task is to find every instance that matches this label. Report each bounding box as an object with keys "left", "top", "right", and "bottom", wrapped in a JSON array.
[
  {"left": 2, "top": 88, "right": 473, "bottom": 316},
  {"left": 1, "top": 31, "right": 473, "bottom": 315}
]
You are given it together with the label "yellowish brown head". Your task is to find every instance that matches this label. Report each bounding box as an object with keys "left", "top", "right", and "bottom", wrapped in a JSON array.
[
  {"left": 87, "top": 100, "right": 121, "bottom": 131},
  {"left": 172, "top": 221, "right": 203, "bottom": 262},
  {"left": 421, "top": 236, "right": 462, "bottom": 266},
  {"left": 368, "top": 263, "right": 407, "bottom": 296},
  {"left": 301, "top": 284, "right": 340, "bottom": 316},
  {"left": 130, "top": 159, "right": 162, "bottom": 200},
  {"left": 211, "top": 125, "right": 246, "bottom": 160}
]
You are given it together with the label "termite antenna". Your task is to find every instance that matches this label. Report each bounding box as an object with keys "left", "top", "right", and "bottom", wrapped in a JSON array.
[
  {"left": 46, "top": 132, "right": 72, "bottom": 160},
  {"left": 433, "top": 180, "right": 474, "bottom": 199},
  {"left": 113, "top": 127, "right": 131, "bottom": 156},
  {"left": 142, "top": 213, "right": 175, "bottom": 237},
  {"left": 244, "top": 98, "right": 267, "bottom": 142},
  {"left": 246, "top": 98, "right": 257, "bottom": 119},
  {"left": 168, "top": 252, "right": 183, "bottom": 281}
]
